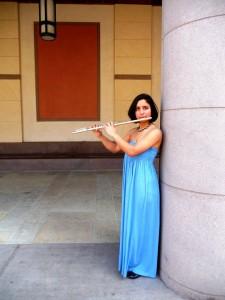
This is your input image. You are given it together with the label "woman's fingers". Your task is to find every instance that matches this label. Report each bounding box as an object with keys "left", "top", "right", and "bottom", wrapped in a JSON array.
[{"left": 105, "top": 121, "right": 114, "bottom": 127}]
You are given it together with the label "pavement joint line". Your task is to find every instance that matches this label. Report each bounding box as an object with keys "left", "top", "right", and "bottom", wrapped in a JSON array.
[{"left": 0, "top": 245, "right": 20, "bottom": 278}]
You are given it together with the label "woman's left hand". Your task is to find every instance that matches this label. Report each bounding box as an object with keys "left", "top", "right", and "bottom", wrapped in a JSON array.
[{"left": 104, "top": 122, "right": 117, "bottom": 137}]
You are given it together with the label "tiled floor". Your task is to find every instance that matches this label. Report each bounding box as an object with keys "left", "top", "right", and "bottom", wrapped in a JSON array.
[
  {"left": 0, "top": 171, "right": 121, "bottom": 244},
  {"left": 0, "top": 170, "right": 185, "bottom": 300}
]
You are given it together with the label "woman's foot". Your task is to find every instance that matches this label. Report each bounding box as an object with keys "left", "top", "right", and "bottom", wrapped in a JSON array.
[{"left": 127, "top": 271, "right": 141, "bottom": 279}]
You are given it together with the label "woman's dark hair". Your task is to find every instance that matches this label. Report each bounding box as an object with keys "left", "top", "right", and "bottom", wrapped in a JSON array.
[{"left": 128, "top": 93, "right": 158, "bottom": 122}]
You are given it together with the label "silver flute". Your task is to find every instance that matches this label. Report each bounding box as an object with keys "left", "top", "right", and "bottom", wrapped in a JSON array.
[{"left": 72, "top": 117, "right": 152, "bottom": 134}]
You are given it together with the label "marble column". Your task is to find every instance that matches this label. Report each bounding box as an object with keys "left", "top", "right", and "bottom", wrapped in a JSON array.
[{"left": 160, "top": 1, "right": 225, "bottom": 299}]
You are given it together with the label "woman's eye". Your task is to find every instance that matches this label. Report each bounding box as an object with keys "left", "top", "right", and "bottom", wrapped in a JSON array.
[{"left": 136, "top": 106, "right": 149, "bottom": 111}]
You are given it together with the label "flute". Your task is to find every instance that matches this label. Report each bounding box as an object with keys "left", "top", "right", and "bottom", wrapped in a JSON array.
[{"left": 72, "top": 117, "right": 152, "bottom": 134}]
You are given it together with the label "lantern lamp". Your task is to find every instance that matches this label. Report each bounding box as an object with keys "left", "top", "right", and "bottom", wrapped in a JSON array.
[{"left": 39, "top": 0, "right": 56, "bottom": 40}]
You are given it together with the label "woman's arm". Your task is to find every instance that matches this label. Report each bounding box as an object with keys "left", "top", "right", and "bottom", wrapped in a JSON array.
[
  {"left": 98, "top": 133, "right": 121, "bottom": 153},
  {"left": 105, "top": 123, "right": 162, "bottom": 156},
  {"left": 93, "top": 127, "right": 131, "bottom": 154}
]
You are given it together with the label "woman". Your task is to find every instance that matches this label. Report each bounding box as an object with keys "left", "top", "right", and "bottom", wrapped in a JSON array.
[{"left": 93, "top": 93, "right": 162, "bottom": 279}]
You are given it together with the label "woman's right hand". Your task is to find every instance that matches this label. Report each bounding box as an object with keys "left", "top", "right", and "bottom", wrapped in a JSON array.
[{"left": 92, "top": 125, "right": 103, "bottom": 138}]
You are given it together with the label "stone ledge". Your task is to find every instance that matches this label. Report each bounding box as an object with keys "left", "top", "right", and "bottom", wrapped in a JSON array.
[
  {"left": 0, "top": 157, "right": 123, "bottom": 171},
  {"left": 0, "top": 142, "right": 123, "bottom": 159}
]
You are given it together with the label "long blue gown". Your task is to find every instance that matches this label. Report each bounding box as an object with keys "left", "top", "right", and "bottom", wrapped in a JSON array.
[{"left": 118, "top": 141, "right": 160, "bottom": 278}]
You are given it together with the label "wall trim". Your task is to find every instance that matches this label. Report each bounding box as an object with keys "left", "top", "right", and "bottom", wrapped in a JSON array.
[
  {"left": 0, "top": 75, "right": 21, "bottom": 80},
  {"left": 115, "top": 74, "right": 151, "bottom": 80}
]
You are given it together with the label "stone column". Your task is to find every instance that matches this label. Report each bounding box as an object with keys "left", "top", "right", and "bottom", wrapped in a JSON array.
[{"left": 160, "top": 1, "right": 225, "bottom": 299}]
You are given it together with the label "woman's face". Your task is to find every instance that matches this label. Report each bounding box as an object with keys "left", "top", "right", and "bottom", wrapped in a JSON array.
[{"left": 135, "top": 99, "right": 151, "bottom": 119}]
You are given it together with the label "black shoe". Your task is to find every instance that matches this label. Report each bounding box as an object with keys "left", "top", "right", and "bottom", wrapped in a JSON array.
[{"left": 127, "top": 271, "right": 141, "bottom": 279}]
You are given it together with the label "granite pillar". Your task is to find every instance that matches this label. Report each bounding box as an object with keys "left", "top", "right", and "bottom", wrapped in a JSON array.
[{"left": 160, "top": 1, "right": 225, "bottom": 299}]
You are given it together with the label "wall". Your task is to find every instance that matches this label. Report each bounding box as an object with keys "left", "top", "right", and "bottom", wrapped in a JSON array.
[
  {"left": 20, "top": 4, "right": 114, "bottom": 142},
  {"left": 0, "top": 2, "right": 22, "bottom": 142},
  {"left": 0, "top": 2, "right": 162, "bottom": 143},
  {"left": 114, "top": 4, "right": 161, "bottom": 136}
]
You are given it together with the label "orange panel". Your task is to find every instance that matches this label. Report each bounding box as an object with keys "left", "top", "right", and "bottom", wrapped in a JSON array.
[{"left": 34, "top": 22, "right": 100, "bottom": 121}]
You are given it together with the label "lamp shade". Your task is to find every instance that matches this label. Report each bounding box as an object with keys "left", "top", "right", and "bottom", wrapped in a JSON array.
[{"left": 39, "top": 0, "right": 56, "bottom": 40}]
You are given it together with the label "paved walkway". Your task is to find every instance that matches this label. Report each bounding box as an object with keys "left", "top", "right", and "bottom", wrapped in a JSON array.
[{"left": 0, "top": 171, "right": 184, "bottom": 300}]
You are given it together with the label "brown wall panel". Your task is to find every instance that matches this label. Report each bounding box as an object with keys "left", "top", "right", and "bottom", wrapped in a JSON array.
[{"left": 34, "top": 22, "right": 100, "bottom": 121}]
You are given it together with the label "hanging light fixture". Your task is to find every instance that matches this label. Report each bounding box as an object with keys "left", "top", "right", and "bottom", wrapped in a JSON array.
[{"left": 39, "top": 0, "right": 56, "bottom": 40}]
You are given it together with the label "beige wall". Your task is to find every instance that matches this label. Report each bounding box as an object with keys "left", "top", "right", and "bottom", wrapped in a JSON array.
[
  {"left": 0, "top": 2, "right": 161, "bottom": 142},
  {"left": 114, "top": 4, "right": 161, "bottom": 136},
  {"left": 151, "top": 6, "right": 162, "bottom": 124},
  {"left": 0, "top": 2, "right": 22, "bottom": 142}
]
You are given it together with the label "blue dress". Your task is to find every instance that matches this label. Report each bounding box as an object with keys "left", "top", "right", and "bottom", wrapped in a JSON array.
[{"left": 118, "top": 141, "right": 160, "bottom": 278}]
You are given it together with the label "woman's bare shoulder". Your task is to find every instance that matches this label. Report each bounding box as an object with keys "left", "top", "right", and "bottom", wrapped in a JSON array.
[
  {"left": 148, "top": 125, "right": 162, "bottom": 135},
  {"left": 154, "top": 127, "right": 162, "bottom": 135},
  {"left": 144, "top": 126, "right": 162, "bottom": 143}
]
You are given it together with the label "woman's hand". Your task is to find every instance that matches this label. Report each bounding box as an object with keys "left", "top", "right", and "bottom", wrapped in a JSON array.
[
  {"left": 92, "top": 124, "right": 103, "bottom": 138},
  {"left": 104, "top": 122, "right": 117, "bottom": 138}
]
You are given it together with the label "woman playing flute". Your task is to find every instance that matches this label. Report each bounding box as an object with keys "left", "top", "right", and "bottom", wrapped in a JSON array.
[{"left": 93, "top": 93, "right": 162, "bottom": 279}]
